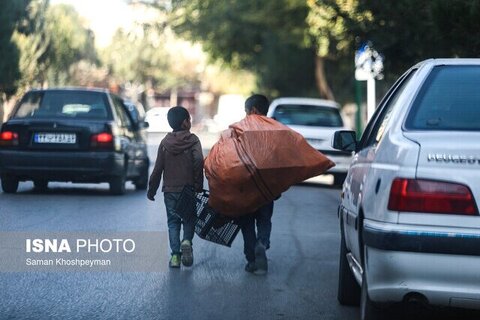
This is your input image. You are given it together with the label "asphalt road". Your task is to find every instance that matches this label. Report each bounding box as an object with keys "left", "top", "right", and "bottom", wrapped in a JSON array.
[{"left": 0, "top": 132, "right": 479, "bottom": 320}]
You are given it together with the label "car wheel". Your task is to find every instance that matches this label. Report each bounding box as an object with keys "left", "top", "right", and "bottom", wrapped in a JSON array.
[
  {"left": 337, "top": 226, "right": 360, "bottom": 305},
  {"left": 360, "top": 268, "right": 383, "bottom": 320},
  {"left": 134, "top": 165, "right": 148, "bottom": 190},
  {"left": 109, "top": 174, "right": 126, "bottom": 195},
  {"left": 1, "top": 175, "right": 19, "bottom": 193},
  {"left": 33, "top": 179, "right": 49, "bottom": 191}
]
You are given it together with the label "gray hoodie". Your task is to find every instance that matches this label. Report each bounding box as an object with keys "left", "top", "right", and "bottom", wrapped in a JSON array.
[{"left": 148, "top": 130, "right": 204, "bottom": 194}]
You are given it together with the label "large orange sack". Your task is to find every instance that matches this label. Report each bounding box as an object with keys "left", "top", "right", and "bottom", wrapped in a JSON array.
[{"left": 205, "top": 115, "right": 335, "bottom": 217}]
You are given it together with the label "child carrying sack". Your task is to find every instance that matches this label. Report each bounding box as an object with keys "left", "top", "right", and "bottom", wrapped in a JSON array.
[{"left": 205, "top": 114, "right": 335, "bottom": 217}]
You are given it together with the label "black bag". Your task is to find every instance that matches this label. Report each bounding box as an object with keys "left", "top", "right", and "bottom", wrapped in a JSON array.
[{"left": 175, "top": 186, "right": 241, "bottom": 247}]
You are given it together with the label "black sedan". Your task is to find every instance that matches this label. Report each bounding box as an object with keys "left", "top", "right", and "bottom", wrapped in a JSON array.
[{"left": 0, "top": 88, "right": 149, "bottom": 195}]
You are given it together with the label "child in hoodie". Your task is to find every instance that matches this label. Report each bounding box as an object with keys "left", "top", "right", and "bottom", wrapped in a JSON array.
[{"left": 147, "top": 106, "right": 204, "bottom": 268}]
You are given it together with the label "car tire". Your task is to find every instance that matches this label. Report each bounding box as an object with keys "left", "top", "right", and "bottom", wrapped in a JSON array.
[
  {"left": 337, "top": 227, "right": 360, "bottom": 305},
  {"left": 134, "top": 165, "right": 148, "bottom": 190},
  {"left": 1, "top": 175, "right": 19, "bottom": 193},
  {"left": 333, "top": 173, "right": 347, "bottom": 186},
  {"left": 109, "top": 175, "right": 126, "bottom": 195},
  {"left": 33, "top": 179, "right": 48, "bottom": 191},
  {"left": 360, "top": 267, "right": 383, "bottom": 320}
]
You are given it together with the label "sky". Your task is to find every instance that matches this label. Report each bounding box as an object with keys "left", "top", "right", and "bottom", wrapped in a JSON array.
[{"left": 50, "top": 0, "right": 132, "bottom": 48}]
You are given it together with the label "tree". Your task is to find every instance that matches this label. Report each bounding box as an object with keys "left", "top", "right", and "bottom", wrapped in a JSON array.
[
  {"left": 13, "top": 2, "right": 98, "bottom": 89},
  {"left": 0, "top": 0, "right": 31, "bottom": 97},
  {"left": 357, "top": 0, "right": 480, "bottom": 80},
  {"left": 353, "top": 0, "right": 438, "bottom": 82},
  {"left": 102, "top": 27, "right": 177, "bottom": 91},
  {"left": 169, "top": 0, "right": 318, "bottom": 98},
  {"left": 43, "top": 4, "right": 98, "bottom": 85},
  {"left": 306, "top": 0, "right": 372, "bottom": 100},
  {"left": 12, "top": 0, "right": 51, "bottom": 90},
  {"left": 171, "top": 0, "right": 480, "bottom": 100},
  {"left": 431, "top": 0, "right": 480, "bottom": 57},
  {"left": 307, "top": 0, "right": 480, "bottom": 101}
]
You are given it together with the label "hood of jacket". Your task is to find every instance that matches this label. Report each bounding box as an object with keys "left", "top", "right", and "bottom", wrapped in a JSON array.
[{"left": 161, "top": 130, "right": 199, "bottom": 155}]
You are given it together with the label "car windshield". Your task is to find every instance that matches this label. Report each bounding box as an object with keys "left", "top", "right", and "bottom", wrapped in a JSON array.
[
  {"left": 272, "top": 104, "right": 343, "bottom": 127},
  {"left": 406, "top": 65, "right": 480, "bottom": 131},
  {"left": 13, "top": 91, "right": 111, "bottom": 120}
]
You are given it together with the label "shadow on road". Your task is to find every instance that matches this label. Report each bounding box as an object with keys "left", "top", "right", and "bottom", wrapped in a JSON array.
[
  {"left": 10, "top": 183, "right": 141, "bottom": 197},
  {"left": 298, "top": 181, "right": 342, "bottom": 190}
]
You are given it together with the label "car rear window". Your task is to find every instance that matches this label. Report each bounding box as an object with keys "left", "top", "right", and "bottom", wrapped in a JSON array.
[
  {"left": 406, "top": 65, "right": 480, "bottom": 131},
  {"left": 13, "top": 91, "right": 112, "bottom": 120},
  {"left": 272, "top": 104, "right": 343, "bottom": 127}
]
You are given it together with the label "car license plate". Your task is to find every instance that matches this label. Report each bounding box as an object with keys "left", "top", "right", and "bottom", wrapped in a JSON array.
[{"left": 34, "top": 133, "right": 76, "bottom": 144}]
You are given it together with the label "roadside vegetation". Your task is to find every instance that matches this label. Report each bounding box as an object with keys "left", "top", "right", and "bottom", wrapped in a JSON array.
[{"left": 2, "top": 0, "right": 480, "bottom": 119}]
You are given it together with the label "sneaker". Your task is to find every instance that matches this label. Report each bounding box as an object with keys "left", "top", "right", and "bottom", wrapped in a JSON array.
[
  {"left": 169, "top": 254, "right": 181, "bottom": 268},
  {"left": 244, "top": 261, "right": 256, "bottom": 273},
  {"left": 254, "top": 242, "right": 267, "bottom": 275},
  {"left": 180, "top": 240, "right": 193, "bottom": 267}
]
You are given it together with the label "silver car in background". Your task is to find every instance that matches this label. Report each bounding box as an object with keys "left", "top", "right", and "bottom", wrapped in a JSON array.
[
  {"left": 333, "top": 59, "right": 480, "bottom": 319},
  {"left": 268, "top": 97, "right": 352, "bottom": 185}
]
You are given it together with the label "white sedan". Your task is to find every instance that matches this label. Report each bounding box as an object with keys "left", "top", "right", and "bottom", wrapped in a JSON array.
[
  {"left": 334, "top": 58, "right": 480, "bottom": 319},
  {"left": 267, "top": 97, "right": 353, "bottom": 185},
  {"left": 145, "top": 107, "right": 172, "bottom": 133}
]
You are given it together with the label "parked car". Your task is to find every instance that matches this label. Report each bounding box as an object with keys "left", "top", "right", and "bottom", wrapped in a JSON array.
[
  {"left": 267, "top": 97, "right": 353, "bottom": 185},
  {"left": 145, "top": 107, "right": 172, "bottom": 133},
  {"left": 0, "top": 88, "right": 150, "bottom": 195},
  {"left": 333, "top": 59, "right": 480, "bottom": 319},
  {"left": 124, "top": 100, "right": 146, "bottom": 124},
  {"left": 207, "top": 94, "right": 246, "bottom": 132}
]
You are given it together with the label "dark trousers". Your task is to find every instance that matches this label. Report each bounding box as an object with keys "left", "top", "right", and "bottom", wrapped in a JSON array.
[
  {"left": 239, "top": 201, "right": 274, "bottom": 262},
  {"left": 164, "top": 192, "right": 195, "bottom": 255}
]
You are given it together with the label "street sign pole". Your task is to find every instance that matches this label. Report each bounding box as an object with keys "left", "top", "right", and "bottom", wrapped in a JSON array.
[
  {"left": 367, "top": 76, "right": 376, "bottom": 121},
  {"left": 355, "top": 80, "right": 363, "bottom": 136},
  {"left": 355, "top": 42, "right": 383, "bottom": 131}
]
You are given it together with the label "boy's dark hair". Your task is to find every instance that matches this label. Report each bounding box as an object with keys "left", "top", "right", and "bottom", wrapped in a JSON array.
[
  {"left": 245, "top": 94, "right": 269, "bottom": 115},
  {"left": 167, "top": 106, "right": 190, "bottom": 130}
]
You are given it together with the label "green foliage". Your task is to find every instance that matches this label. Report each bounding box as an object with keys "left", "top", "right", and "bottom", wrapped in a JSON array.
[
  {"left": 168, "top": 0, "right": 480, "bottom": 102},
  {"left": 256, "top": 35, "right": 317, "bottom": 97},
  {"left": 0, "top": 0, "right": 31, "bottom": 97},
  {"left": 13, "top": 0, "right": 50, "bottom": 89},
  {"left": 306, "top": 0, "right": 372, "bottom": 58},
  {"left": 431, "top": 0, "right": 480, "bottom": 56},
  {"left": 170, "top": 0, "right": 317, "bottom": 97},
  {"left": 5, "top": 0, "right": 480, "bottom": 106},
  {"left": 102, "top": 27, "right": 183, "bottom": 91},
  {"left": 352, "top": 1, "right": 439, "bottom": 82},
  {"left": 305, "top": 0, "right": 480, "bottom": 100},
  {"left": 12, "top": 1, "right": 98, "bottom": 89},
  {"left": 101, "top": 19, "right": 257, "bottom": 96},
  {"left": 356, "top": 0, "right": 480, "bottom": 83},
  {"left": 44, "top": 4, "right": 98, "bottom": 85}
]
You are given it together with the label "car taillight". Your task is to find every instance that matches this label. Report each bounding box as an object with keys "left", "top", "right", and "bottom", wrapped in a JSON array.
[
  {"left": 0, "top": 131, "right": 19, "bottom": 146},
  {"left": 388, "top": 178, "right": 478, "bottom": 215},
  {"left": 90, "top": 133, "right": 114, "bottom": 149}
]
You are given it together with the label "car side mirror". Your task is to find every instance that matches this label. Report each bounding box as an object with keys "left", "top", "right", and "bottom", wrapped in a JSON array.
[
  {"left": 332, "top": 130, "right": 357, "bottom": 152},
  {"left": 124, "top": 104, "right": 140, "bottom": 124},
  {"left": 140, "top": 121, "right": 149, "bottom": 129}
]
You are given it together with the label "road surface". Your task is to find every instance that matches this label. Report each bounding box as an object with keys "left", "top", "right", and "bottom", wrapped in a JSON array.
[{"left": 0, "top": 132, "right": 478, "bottom": 319}]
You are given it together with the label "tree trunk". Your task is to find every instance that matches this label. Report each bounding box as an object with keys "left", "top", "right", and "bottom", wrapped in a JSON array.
[{"left": 315, "top": 55, "right": 335, "bottom": 101}]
